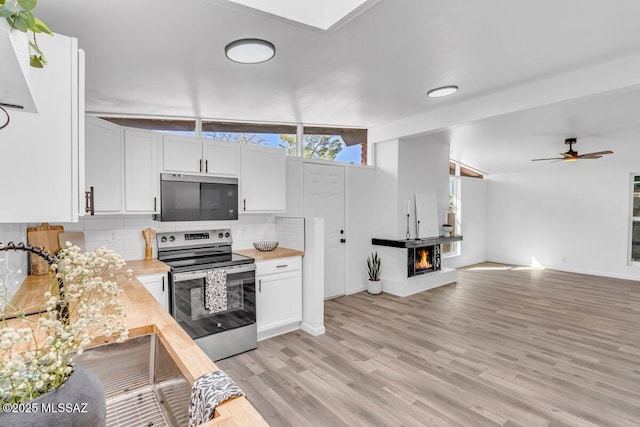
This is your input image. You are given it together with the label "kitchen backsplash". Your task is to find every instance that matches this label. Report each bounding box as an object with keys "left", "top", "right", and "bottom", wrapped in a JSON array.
[
  {"left": 0, "top": 223, "right": 28, "bottom": 306},
  {"left": 53, "top": 215, "right": 279, "bottom": 260},
  {"left": 276, "top": 217, "right": 305, "bottom": 251}
]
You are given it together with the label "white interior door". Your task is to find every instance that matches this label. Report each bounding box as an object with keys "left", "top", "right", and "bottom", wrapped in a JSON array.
[{"left": 303, "top": 162, "right": 345, "bottom": 299}]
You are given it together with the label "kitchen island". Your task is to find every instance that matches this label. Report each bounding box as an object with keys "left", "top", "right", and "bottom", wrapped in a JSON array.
[{"left": 12, "top": 259, "right": 267, "bottom": 427}]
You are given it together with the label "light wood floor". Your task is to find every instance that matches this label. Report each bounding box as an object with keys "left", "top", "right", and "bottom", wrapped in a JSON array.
[{"left": 217, "top": 264, "right": 640, "bottom": 426}]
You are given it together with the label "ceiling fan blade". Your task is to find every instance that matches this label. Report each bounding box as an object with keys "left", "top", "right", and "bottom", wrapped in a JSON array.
[
  {"left": 578, "top": 155, "right": 603, "bottom": 159},
  {"left": 531, "top": 157, "right": 565, "bottom": 162},
  {"left": 578, "top": 150, "right": 613, "bottom": 157}
]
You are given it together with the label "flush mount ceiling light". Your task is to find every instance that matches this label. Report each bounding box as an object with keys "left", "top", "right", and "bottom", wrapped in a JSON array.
[
  {"left": 225, "top": 39, "right": 276, "bottom": 64},
  {"left": 426, "top": 85, "right": 459, "bottom": 98}
]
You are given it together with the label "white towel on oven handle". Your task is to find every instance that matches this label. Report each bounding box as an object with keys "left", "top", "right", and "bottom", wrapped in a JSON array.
[{"left": 205, "top": 269, "right": 227, "bottom": 314}]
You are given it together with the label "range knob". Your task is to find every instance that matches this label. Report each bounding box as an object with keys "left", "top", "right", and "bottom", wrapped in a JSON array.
[
  {"left": 169, "top": 236, "right": 175, "bottom": 242},
  {"left": 218, "top": 232, "right": 224, "bottom": 238},
  {"left": 225, "top": 232, "right": 230, "bottom": 238},
  {"left": 160, "top": 237, "right": 167, "bottom": 243}
]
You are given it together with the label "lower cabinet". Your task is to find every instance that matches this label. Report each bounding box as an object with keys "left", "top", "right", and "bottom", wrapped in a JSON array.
[
  {"left": 256, "top": 256, "right": 302, "bottom": 341},
  {"left": 135, "top": 273, "right": 168, "bottom": 312}
]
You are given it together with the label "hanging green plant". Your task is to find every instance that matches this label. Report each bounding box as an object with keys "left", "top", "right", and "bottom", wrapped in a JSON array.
[{"left": 0, "top": 0, "right": 53, "bottom": 68}]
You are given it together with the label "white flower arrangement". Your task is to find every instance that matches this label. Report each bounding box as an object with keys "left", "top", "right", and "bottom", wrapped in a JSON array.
[{"left": 0, "top": 244, "right": 129, "bottom": 404}]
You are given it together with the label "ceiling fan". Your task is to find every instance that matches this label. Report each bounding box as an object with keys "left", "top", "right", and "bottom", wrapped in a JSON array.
[{"left": 531, "top": 138, "right": 613, "bottom": 162}]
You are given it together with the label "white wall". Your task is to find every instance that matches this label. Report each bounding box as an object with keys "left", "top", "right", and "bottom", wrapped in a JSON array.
[
  {"left": 486, "top": 162, "right": 639, "bottom": 280},
  {"left": 444, "top": 177, "right": 488, "bottom": 268}
]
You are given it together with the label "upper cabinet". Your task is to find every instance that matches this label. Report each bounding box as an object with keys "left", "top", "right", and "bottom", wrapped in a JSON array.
[
  {"left": 162, "top": 134, "right": 202, "bottom": 174},
  {"left": 0, "top": 33, "right": 84, "bottom": 223},
  {"left": 85, "top": 116, "right": 122, "bottom": 213},
  {"left": 124, "top": 129, "right": 160, "bottom": 213},
  {"left": 240, "top": 145, "right": 286, "bottom": 213},
  {"left": 163, "top": 135, "right": 239, "bottom": 176},
  {"left": 203, "top": 139, "right": 238, "bottom": 176}
]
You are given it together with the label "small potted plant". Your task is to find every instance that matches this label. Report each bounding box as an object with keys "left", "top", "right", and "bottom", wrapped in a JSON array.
[{"left": 366, "top": 252, "right": 382, "bottom": 295}]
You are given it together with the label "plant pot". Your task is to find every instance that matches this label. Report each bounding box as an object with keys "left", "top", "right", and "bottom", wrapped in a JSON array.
[
  {"left": 367, "top": 279, "right": 382, "bottom": 295},
  {"left": 0, "top": 364, "right": 106, "bottom": 427}
]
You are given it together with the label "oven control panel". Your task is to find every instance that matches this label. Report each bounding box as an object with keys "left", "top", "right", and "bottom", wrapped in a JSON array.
[{"left": 156, "top": 229, "right": 232, "bottom": 249}]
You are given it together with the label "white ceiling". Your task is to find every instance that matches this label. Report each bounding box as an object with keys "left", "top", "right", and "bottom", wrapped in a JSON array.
[{"left": 35, "top": 0, "right": 640, "bottom": 173}]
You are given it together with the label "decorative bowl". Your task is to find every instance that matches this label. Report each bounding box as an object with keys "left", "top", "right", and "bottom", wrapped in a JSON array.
[{"left": 253, "top": 241, "right": 279, "bottom": 251}]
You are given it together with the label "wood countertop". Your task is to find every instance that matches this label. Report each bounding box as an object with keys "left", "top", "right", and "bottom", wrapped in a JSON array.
[
  {"left": 11, "top": 259, "right": 266, "bottom": 427},
  {"left": 234, "top": 247, "right": 304, "bottom": 261}
]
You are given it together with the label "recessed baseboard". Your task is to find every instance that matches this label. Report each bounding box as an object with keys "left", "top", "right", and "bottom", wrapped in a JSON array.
[{"left": 301, "top": 323, "right": 325, "bottom": 336}]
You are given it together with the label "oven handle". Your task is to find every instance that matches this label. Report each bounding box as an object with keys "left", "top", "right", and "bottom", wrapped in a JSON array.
[{"left": 172, "top": 263, "right": 256, "bottom": 281}]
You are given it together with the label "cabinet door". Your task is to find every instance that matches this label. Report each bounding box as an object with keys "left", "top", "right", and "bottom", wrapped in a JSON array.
[
  {"left": 240, "top": 145, "right": 286, "bottom": 212},
  {"left": 162, "top": 135, "right": 202, "bottom": 173},
  {"left": 85, "top": 116, "right": 123, "bottom": 213},
  {"left": 136, "top": 273, "right": 168, "bottom": 312},
  {"left": 256, "top": 270, "right": 302, "bottom": 333},
  {"left": 0, "top": 34, "right": 82, "bottom": 222},
  {"left": 202, "top": 139, "right": 239, "bottom": 176},
  {"left": 124, "top": 129, "right": 159, "bottom": 213}
]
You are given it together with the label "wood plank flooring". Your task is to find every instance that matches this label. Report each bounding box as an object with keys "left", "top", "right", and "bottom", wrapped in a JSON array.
[{"left": 217, "top": 264, "right": 640, "bottom": 426}]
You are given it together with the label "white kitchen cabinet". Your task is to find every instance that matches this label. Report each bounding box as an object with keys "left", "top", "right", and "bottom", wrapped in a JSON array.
[
  {"left": 256, "top": 256, "right": 302, "bottom": 340},
  {"left": 162, "top": 134, "right": 202, "bottom": 173},
  {"left": 240, "top": 145, "right": 286, "bottom": 213},
  {"left": 202, "top": 139, "right": 238, "bottom": 175},
  {"left": 85, "top": 116, "right": 122, "bottom": 213},
  {"left": 136, "top": 273, "right": 168, "bottom": 312},
  {"left": 124, "top": 129, "right": 160, "bottom": 213},
  {"left": 0, "top": 33, "right": 84, "bottom": 223},
  {"left": 163, "top": 135, "right": 239, "bottom": 176}
]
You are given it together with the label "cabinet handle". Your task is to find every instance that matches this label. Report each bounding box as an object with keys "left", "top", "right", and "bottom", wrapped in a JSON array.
[
  {"left": 258, "top": 279, "right": 261, "bottom": 292},
  {"left": 154, "top": 197, "right": 157, "bottom": 212},
  {"left": 276, "top": 264, "right": 288, "bottom": 269},
  {"left": 205, "top": 160, "right": 208, "bottom": 173},
  {"left": 84, "top": 186, "right": 95, "bottom": 216},
  {"left": 243, "top": 199, "right": 246, "bottom": 211},
  {"left": 199, "top": 159, "right": 202, "bottom": 172},
  {"left": 162, "top": 276, "right": 165, "bottom": 292}
]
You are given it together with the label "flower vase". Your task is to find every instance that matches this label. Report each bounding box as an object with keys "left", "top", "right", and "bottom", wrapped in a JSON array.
[
  {"left": 367, "top": 279, "right": 382, "bottom": 295},
  {"left": 0, "top": 365, "right": 106, "bottom": 427}
]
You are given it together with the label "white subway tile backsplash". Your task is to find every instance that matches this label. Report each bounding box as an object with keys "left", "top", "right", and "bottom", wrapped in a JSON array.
[{"left": 82, "top": 217, "right": 125, "bottom": 231}]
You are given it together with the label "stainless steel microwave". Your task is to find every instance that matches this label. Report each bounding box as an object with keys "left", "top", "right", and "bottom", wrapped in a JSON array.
[{"left": 154, "top": 174, "right": 238, "bottom": 222}]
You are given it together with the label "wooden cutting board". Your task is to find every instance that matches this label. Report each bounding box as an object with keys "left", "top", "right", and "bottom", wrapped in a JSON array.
[{"left": 27, "top": 223, "right": 64, "bottom": 275}]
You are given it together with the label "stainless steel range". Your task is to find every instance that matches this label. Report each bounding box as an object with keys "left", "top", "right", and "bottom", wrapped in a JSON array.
[{"left": 156, "top": 229, "right": 256, "bottom": 361}]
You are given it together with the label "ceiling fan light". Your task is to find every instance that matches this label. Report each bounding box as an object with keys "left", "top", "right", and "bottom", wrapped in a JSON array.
[
  {"left": 564, "top": 157, "right": 578, "bottom": 162},
  {"left": 225, "top": 39, "right": 275, "bottom": 64},
  {"left": 427, "top": 85, "right": 458, "bottom": 98}
]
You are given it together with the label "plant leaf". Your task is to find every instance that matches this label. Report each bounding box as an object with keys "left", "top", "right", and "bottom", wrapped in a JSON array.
[
  {"left": 30, "top": 54, "right": 44, "bottom": 68},
  {"left": 0, "top": 6, "right": 20, "bottom": 17},
  {"left": 18, "top": 0, "right": 37, "bottom": 11},
  {"left": 0, "top": 1, "right": 6, "bottom": 6},
  {"left": 12, "top": 14, "right": 28, "bottom": 31},
  {"left": 34, "top": 17, "right": 52, "bottom": 35},
  {"left": 19, "top": 10, "right": 35, "bottom": 27}
]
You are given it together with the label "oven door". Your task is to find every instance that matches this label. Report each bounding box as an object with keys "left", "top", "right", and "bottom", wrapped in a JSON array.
[{"left": 170, "top": 263, "right": 255, "bottom": 340}]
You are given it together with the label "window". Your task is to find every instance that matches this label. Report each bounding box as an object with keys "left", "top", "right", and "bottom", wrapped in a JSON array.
[
  {"left": 631, "top": 174, "right": 640, "bottom": 263},
  {"left": 449, "top": 160, "right": 484, "bottom": 179},
  {"left": 302, "top": 126, "right": 367, "bottom": 165},
  {"left": 442, "top": 177, "right": 461, "bottom": 257},
  {"left": 99, "top": 117, "right": 197, "bottom": 136},
  {"left": 202, "top": 121, "right": 297, "bottom": 154}
]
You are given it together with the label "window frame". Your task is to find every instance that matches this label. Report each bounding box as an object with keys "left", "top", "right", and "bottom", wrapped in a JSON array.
[{"left": 629, "top": 173, "right": 640, "bottom": 266}]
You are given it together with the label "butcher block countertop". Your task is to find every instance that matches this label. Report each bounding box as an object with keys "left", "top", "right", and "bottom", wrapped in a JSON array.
[
  {"left": 11, "top": 259, "right": 266, "bottom": 427},
  {"left": 234, "top": 246, "right": 304, "bottom": 261}
]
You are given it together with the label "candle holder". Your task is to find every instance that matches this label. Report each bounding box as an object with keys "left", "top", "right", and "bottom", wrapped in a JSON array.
[
  {"left": 416, "top": 220, "right": 420, "bottom": 240},
  {"left": 406, "top": 214, "right": 410, "bottom": 240}
]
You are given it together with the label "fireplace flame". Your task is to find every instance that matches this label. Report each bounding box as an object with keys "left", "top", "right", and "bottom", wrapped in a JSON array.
[{"left": 415, "top": 248, "right": 432, "bottom": 270}]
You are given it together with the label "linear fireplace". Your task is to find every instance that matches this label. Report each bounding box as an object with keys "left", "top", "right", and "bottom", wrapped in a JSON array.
[{"left": 407, "top": 245, "right": 441, "bottom": 277}]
